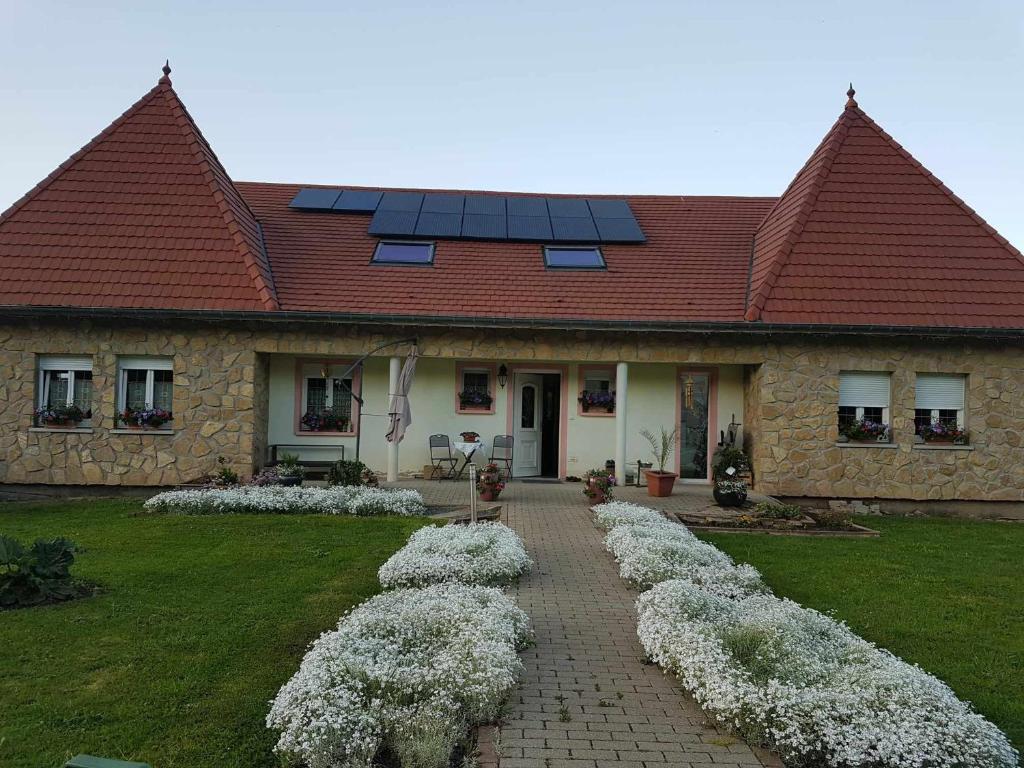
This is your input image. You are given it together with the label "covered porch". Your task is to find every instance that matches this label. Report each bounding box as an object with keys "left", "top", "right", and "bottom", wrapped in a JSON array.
[{"left": 263, "top": 350, "right": 752, "bottom": 486}]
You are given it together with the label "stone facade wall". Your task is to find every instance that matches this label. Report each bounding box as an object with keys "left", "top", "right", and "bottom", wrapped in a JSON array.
[{"left": 2, "top": 318, "right": 1023, "bottom": 500}]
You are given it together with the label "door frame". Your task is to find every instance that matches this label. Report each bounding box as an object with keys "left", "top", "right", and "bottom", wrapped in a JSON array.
[
  {"left": 505, "top": 364, "right": 569, "bottom": 478},
  {"left": 675, "top": 366, "right": 718, "bottom": 484}
]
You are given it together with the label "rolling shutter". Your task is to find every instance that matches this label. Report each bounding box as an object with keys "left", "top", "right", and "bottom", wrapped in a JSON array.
[
  {"left": 118, "top": 356, "right": 173, "bottom": 371},
  {"left": 915, "top": 374, "right": 965, "bottom": 410},
  {"left": 38, "top": 355, "right": 92, "bottom": 371},
  {"left": 838, "top": 372, "right": 890, "bottom": 407}
]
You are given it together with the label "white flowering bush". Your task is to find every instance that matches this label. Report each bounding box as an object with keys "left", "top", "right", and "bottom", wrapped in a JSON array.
[
  {"left": 592, "top": 500, "right": 674, "bottom": 530},
  {"left": 637, "top": 580, "right": 1018, "bottom": 768},
  {"left": 143, "top": 485, "right": 426, "bottom": 517},
  {"left": 606, "top": 523, "right": 766, "bottom": 596},
  {"left": 268, "top": 584, "right": 531, "bottom": 768},
  {"left": 379, "top": 523, "right": 532, "bottom": 589}
]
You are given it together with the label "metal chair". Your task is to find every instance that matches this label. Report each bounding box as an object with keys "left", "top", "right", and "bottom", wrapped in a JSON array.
[
  {"left": 429, "top": 434, "right": 458, "bottom": 480},
  {"left": 489, "top": 435, "right": 514, "bottom": 479}
]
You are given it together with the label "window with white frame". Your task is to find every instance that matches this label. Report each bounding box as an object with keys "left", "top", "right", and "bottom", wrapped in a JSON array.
[
  {"left": 117, "top": 357, "right": 174, "bottom": 427},
  {"left": 915, "top": 374, "right": 966, "bottom": 434},
  {"left": 36, "top": 356, "right": 93, "bottom": 426},
  {"left": 458, "top": 367, "right": 493, "bottom": 411},
  {"left": 299, "top": 362, "right": 355, "bottom": 432},
  {"left": 838, "top": 371, "right": 891, "bottom": 439}
]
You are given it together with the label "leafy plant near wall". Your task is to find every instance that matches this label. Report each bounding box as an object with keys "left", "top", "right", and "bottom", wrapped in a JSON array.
[
  {"left": 711, "top": 446, "right": 750, "bottom": 481},
  {"left": 328, "top": 459, "right": 375, "bottom": 487},
  {"left": 212, "top": 456, "right": 239, "bottom": 486},
  {"left": 0, "top": 535, "right": 86, "bottom": 609}
]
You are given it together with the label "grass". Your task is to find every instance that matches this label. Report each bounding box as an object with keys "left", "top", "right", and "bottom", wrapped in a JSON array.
[
  {"left": 699, "top": 515, "right": 1024, "bottom": 756},
  {"left": 0, "top": 498, "right": 433, "bottom": 768}
]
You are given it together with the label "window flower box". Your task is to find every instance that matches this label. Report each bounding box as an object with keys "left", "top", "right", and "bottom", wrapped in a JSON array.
[
  {"left": 300, "top": 409, "right": 352, "bottom": 433},
  {"left": 34, "top": 405, "right": 87, "bottom": 428},
  {"left": 118, "top": 407, "right": 173, "bottom": 429},
  {"left": 458, "top": 391, "right": 493, "bottom": 410},
  {"left": 918, "top": 421, "right": 968, "bottom": 445},
  {"left": 838, "top": 419, "right": 890, "bottom": 443},
  {"left": 579, "top": 390, "right": 615, "bottom": 413}
]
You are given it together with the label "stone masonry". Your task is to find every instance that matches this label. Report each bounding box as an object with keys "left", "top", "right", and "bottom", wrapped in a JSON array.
[{"left": 3, "top": 317, "right": 1023, "bottom": 500}]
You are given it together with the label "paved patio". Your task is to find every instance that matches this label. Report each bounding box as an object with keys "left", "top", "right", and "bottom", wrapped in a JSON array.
[{"left": 391, "top": 479, "right": 780, "bottom": 767}]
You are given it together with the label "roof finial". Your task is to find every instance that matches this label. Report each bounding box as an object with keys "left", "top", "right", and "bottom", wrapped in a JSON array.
[
  {"left": 845, "top": 82, "right": 857, "bottom": 108},
  {"left": 159, "top": 59, "right": 172, "bottom": 85}
]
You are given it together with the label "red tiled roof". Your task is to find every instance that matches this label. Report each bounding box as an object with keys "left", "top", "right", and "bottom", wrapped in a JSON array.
[
  {"left": 745, "top": 92, "right": 1024, "bottom": 327},
  {"left": 237, "top": 184, "right": 774, "bottom": 322},
  {"left": 0, "top": 68, "right": 277, "bottom": 311},
  {"left": 3, "top": 74, "right": 1023, "bottom": 330}
]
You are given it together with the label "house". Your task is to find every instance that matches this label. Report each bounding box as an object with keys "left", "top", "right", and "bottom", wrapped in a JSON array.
[{"left": 2, "top": 67, "right": 1023, "bottom": 502}]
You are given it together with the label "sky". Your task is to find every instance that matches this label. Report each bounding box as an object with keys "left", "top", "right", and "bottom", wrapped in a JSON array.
[{"left": 2, "top": 0, "right": 1023, "bottom": 247}]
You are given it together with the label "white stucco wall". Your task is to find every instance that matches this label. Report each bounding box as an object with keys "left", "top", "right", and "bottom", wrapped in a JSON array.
[{"left": 268, "top": 355, "right": 744, "bottom": 480}]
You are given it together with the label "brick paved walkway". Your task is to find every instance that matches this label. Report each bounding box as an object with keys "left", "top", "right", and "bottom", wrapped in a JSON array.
[{"left": 395, "top": 480, "right": 780, "bottom": 768}]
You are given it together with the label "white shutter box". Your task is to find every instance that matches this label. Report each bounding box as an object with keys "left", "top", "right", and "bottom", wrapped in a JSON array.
[
  {"left": 118, "top": 356, "right": 173, "bottom": 371},
  {"left": 838, "top": 372, "right": 890, "bottom": 407},
  {"left": 915, "top": 374, "right": 965, "bottom": 410},
  {"left": 38, "top": 355, "right": 92, "bottom": 371}
]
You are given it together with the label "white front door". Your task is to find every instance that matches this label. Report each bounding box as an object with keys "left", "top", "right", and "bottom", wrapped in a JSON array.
[{"left": 513, "top": 373, "right": 543, "bottom": 477}]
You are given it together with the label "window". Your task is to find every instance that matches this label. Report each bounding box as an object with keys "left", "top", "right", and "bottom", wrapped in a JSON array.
[
  {"left": 298, "top": 361, "right": 358, "bottom": 433},
  {"left": 838, "top": 372, "right": 891, "bottom": 440},
  {"left": 457, "top": 364, "right": 494, "bottom": 412},
  {"left": 915, "top": 374, "right": 966, "bottom": 436},
  {"left": 578, "top": 365, "right": 616, "bottom": 414},
  {"left": 372, "top": 241, "right": 434, "bottom": 265},
  {"left": 117, "top": 357, "right": 174, "bottom": 428},
  {"left": 544, "top": 246, "right": 606, "bottom": 269},
  {"left": 36, "top": 356, "right": 93, "bottom": 427}
]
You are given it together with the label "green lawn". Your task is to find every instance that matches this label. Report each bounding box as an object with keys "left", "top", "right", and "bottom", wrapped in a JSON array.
[
  {"left": 699, "top": 516, "right": 1024, "bottom": 756},
  {"left": 0, "top": 499, "right": 432, "bottom": 768}
]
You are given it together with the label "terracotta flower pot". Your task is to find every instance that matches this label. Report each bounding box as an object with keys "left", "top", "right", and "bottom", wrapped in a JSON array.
[
  {"left": 645, "top": 470, "right": 677, "bottom": 497},
  {"left": 479, "top": 488, "right": 500, "bottom": 502},
  {"left": 586, "top": 478, "right": 607, "bottom": 504}
]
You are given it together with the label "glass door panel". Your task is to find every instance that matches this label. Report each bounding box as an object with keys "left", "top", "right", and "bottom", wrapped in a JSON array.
[{"left": 680, "top": 373, "right": 710, "bottom": 479}]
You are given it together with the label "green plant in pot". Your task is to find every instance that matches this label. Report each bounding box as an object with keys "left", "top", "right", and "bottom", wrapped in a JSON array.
[
  {"left": 277, "top": 452, "right": 305, "bottom": 486},
  {"left": 640, "top": 427, "right": 680, "bottom": 497}
]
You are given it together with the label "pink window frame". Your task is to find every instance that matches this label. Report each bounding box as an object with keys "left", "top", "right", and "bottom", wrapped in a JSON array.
[
  {"left": 456, "top": 362, "right": 497, "bottom": 415},
  {"left": 675, "top": 366, "right": 718, "bottom": 483},
  {"left": 294, "top": 358, "right": 361, "bottom": 437},
  {"left": 577, "top": 364, "right": 617, "bottom": 417}
]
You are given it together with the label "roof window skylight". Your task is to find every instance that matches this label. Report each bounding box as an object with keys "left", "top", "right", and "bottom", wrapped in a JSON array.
[
  {"left": 543, "top": 246, "right": 606, "bottom": 270},
  {"left": 372, "top": 241, "right": 435, "bottom": 265}
]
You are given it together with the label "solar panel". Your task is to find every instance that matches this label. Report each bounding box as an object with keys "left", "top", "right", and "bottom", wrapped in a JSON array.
[
  {"left": 506, "top": 196, "right": 548, "bottom": 217},
  {"left": 421, "top": 193, "right": 465, "bottom": 214},
  {"left": 595, "top": 217, "right": 646, "bottom": 243},
  {"left": 507, "top": 215, "right": 553, "bottom": 241},
  {"left": 289, "top": 188, "right": 342, "bottom": 210},
  {"left": 551, "top": 216, "right": 599, "bottom": 242},
  {"left": 415, "top": 212, "right": 463, "bottom": 238},
  {"left": 368, "top": 209, "right": 419, "bottom": 236},
  {"left": 587, "top": 199, "right": 633, "bottom": 219},
  {"left": 333, "top": 190, "right": 383, "bottom": 212},
  {"left": 378, "top": 191, "right": 424, "bottom": 212},
  {"left": 465, "top": 195, "right": 505, "bottom": 215},
  {"left": 462, "top": 213, "right": 507, "bottom": 240},
  {"left": 547, "top": 197, "right": 590, "bottom": 218}
]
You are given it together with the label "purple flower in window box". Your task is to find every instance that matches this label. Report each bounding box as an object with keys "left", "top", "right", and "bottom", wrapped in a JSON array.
[
  {"left": 118, "top": 407, "right": 172, "bottom": 429},
  {"left": 300, "top": 408, "right": 351, "bottom": 432},
  {"left": 839, "top": 419, "right": 889, "bottom": 442},
  {"left": 918, "top": 421, "right": 967, "bottom": 444},
  {"left": 458, "top": 391, "right": 493, "bottom": 409},
  {"left": 34, "top": 404, "right": 86, "bottom": 427},
  {"left": 579, "top": 390, "right": 616, "bottom": 413}
]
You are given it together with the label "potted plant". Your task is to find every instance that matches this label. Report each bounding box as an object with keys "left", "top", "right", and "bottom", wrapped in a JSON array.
[
  {"left": 458, "top": 391, "right": 493, "bottom": 410},
  {"left": 300, "top": 408, "right": 351, "bottom": 432},
  {"left": 839, "top": 419, "right": 889, "bottom": 443},
  {"left": 34, "top": 404, "right": 85, "bottom": 428},
  {"left": 582, "top": 469, "right": 616, "bottom": 504},
  {"left": 713, "top": 479, "right": 748, "bottom": 507},
  {"left": 711, "top": 446, "right": 750, "bottom": 482},
  {"left": 118, "top": 407, "right": 172, "bottom": 429},
  {"left": 640, "top": 426, "right": 680, "bottom": 497},
  {"left": 277, "top": 452, "right": 305, "bottom": 487},
  {"left": 918, "top": 421, "right": 968, "bottom": 445},
  {"left": 476, "top": 462, "right": 506, "bottom": 501},
  {"left": 579, "top": 390, "right": 615, "bottom": 413}
]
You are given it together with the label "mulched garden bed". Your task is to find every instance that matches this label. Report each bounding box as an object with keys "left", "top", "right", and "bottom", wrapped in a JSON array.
[{"left": 674, "top": 506, "right": 880, "bottom": 537}]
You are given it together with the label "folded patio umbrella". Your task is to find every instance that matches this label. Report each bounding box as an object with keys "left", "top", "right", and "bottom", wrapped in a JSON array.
[{"left": 385, "top": 347, "right": 418, "bottom": 444}]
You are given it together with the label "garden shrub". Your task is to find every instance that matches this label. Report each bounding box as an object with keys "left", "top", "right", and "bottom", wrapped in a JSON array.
[
  {"left": 0, "top": 535, "right": 84, "bottom": 609},
  {"left": 378, "top": 523, "right": 532, "bottom": 589},
  {"left": 592, "top": 501, "right": 674, "bottom": 531},
  {"left": 328, "top": 459, "right": 372, "bottom": 487},
  {"left": 267, "top": 584, "right": 530, "bottom": 768},
  {"left": 753, "top": 501, "right": 804, "bottom": 520},
  {"left": 144, "top": 485, "right": 426, "bottom": 517}
]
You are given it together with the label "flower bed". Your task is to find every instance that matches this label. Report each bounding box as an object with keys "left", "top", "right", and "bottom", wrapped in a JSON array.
[
  {"left": 144, "top": 485, "right": 426, "bottom": 517},
  {"left": 637, "top": 581, "right": 1017, "bottom": 768},
  {"left": 596, "top": 501, "right": 1017, "bottom": 767},
  {"left": 267, "top": 584, "right": 530, "bottom": 768},
  {"left": 379, "top": 523, "right": 532, "bottom": 589}
]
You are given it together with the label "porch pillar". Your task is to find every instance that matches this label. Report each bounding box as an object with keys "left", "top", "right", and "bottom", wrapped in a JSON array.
[
  {"left": 386, "top": 356, "right": 401, "bottom": 482},
  {"left": 615, "top": 362, "right": 628, "bottom": 486}
]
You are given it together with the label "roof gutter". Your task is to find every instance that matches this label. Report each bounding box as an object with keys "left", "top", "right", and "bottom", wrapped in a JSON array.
[{"left": 2, "top": 304, "right": 1024, "bottom": 341}]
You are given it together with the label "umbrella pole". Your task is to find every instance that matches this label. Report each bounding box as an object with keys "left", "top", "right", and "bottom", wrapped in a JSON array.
[
  {"left": 355, "top": 362, "right": 364, "bottom": 463},
  {"left": 469, "top": 463, "right": 477, "bottom": 524}
]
